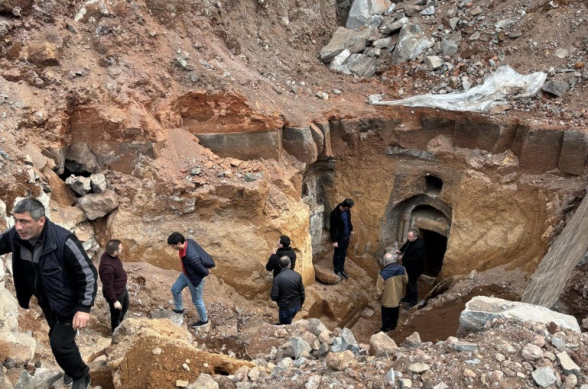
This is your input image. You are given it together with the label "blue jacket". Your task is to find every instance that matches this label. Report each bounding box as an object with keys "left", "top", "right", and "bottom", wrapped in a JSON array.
[
  {"left": 182, "top": 239, "right": 215, "bottom": 287},
  {"left": 0, "top": 219, "right": 97, "bottom": 321}
]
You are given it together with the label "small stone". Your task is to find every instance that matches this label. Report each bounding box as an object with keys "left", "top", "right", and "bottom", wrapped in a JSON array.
[
  {"left": 402, "top": 332, "right": 422, "bottom": 348},
  {"left": 425, "top": 56, "right": 443, "bottom": 70},
  {"left": 420, "top": 6, "right": 435, "bottom": 15},
  {"left": 550, "top": 336, "right": 566, "bottom": 350},
  {"left": 468, "top": 269, "right": 477, "bottom": 279},
  {"left": 563, "top": 374, "right": 578, "bottom": 389},
  {"left": 305, "top": 375, "right": 321, "bottom": 389},
  {"left": 453, "top": 342, "right": 477, "bottom": 352},
  {"left": 522, "top": 344, "right": 544, "bottom": 361},
  {"left": 176, "top": 380, "right": 189, "bottom": 388},
  {"left": 408, "top": 362, "right": 430, "bottom": 374},
  {"left": 190, "top": 167, "right": 202, "bottom": 176},
  {"left": 531, "top": 366, "right": 556, "bottom": 388},
  {"left": 399, "top": 378, "right": 412, "bottom": 388},
  {"left": 385, "top": 368, "right": 395, "bottom": 386},
  {"left": 494, "top": 353, "right": 505, "bottom": 362},
  {"left": 463, "top": 369, "right": 477, "bottom": 378},
  {"left": 542, "top": 80, "right": 569, "bottom": 97},
  {"left": 332, "top": 89, "right": 342, "bottom": 95},
  {"left": 316, "top": 91, "right": 329, "bottom": 100},
  {"left": 556, "top": 352, "right": 581, "bottom": 375},
  {"left": 555, "top": 48, "right": 568, "bottom": 59},
  {"left": 470, "top": 6, "right": 482, "bottom": 15},
  {"left": 441, "top": 39, "right": 458, "bottom": 56}
]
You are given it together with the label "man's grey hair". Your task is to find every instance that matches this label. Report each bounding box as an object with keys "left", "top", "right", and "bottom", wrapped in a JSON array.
[
  {"left": 382, "top": 252, "right": 397, "bottom": 266},
  {"left": 279, "top": 256, "right": 291, "bottom": 269},
  {"left": 408, "top": 229, "right": 419, "bottom": 237},
  {"left": 12, "top": 198, "right": 46, "bottom": 221}
]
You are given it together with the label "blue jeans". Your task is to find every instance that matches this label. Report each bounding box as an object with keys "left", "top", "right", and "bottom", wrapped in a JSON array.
[
  {"left": 171, "top": 273, "right": 207, "bottom": 322},
  {"left": 278, "top": 306, "right": 300, "bottom": 325}
]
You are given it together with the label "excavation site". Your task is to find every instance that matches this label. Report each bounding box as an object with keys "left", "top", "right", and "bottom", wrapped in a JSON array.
[{"left": 0, "top": 0, "right": 587, "bottom": 388}]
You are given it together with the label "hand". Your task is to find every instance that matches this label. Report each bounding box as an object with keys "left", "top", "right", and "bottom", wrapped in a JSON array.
[
  {"left": 72, "top": 311, "right": 90, "bottom": 330},
  {"left": 332, "top": 242, "right": 338, "bottom": 248},
  {"left": 350, "top": 231, "right": 354, "bottom": 236},
  {"left": 114, "top": 301, "right": 122, "bottom": 310},
  {"left": 395, "top": 250, "right": 401, "bottom": 254},
  {"left": 398, "top": 255, "right": 403, "bottom": 261}
]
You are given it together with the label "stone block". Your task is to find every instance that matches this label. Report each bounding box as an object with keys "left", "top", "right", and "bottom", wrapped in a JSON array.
[
  {"left": 459, "top": 296, "right": 581, "bottom": 333},
  {"left": 282, "top": 127, "right": 318, "bottom": 165},
  {"left": 369, "top": 332, "right": 398, "bottom": 356},
  {"left": 320, "top": 27, "right": 372, "bottom": 63},
  {"left": 76, "top": 189, "right": 119, "bottom": 220},
  {"left": 452, "top": 120, "right": 518, "bottom": 153},
  {"left": 197, "top": 131, "right": 280, "bottom": 161},
  {"left": 516, "top": 127, "right": 564, "bottom": 173},
  {"left": 345, "top": 54, "right": 377, "bottom": 77},
  {"left": 0, "top": 332, "right": 36, "bottom": 365},
  {"left": 558, "top": 130, "right": 588, "bottom": 175},
  {"left": 392, "top": 24, "right": 435, "bottom": 64}
]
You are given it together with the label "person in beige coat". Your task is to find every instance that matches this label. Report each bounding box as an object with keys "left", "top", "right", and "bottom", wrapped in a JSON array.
[{"left": 375, "top": 252, "right": 409, "bottom": 332}]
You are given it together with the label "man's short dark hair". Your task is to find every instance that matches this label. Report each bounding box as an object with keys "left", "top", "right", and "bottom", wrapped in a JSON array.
[
  {"left": 279, "top": 235, "right": 291, "bottom": 248},
  {"left": 12, "top": 198, "right": 46, "bottom": 221},
  {"left": 279, "top": 256, "right": 291, "bottom": 269},
  {"left": 105, "top": 239, "right": 121, "bottom": 255},
  {"left": 342, "top": 198, "right": 355, "bottom": 208},
  {"left": 167, "top": 232, "right": 185, "bottom": 245}
]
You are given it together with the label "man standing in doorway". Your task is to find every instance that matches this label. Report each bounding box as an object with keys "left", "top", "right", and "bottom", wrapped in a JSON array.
[
  {"left": 329, "top": 198, "right": 354, "bottom": 279},
  {"left": 168, "top": 232, "right": 215, "bottom": 328},
  {"left": 99, "top": 239, "right": 129, "bottom": 333},
  {"left": 0, "top": 198, "right": 97, "bottom": 389},
  {"left": 375, "top": 253, "right": 408, "bottom": 332},
  {"left": 397, "top": 229, "right": 425, "bottom": 310},
  {"left": 270, "top": 256, "right": 305, "bottom": 325},
  {"left": 266, "top": 235, "right": 297, "bottom": 278}
]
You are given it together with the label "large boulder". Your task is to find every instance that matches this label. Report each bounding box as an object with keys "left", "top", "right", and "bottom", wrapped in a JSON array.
[
  {"left": 76, "top": 190, "right": 119, "bottom": 220},
  {"left": 346, "top": 0, "right": 391, "bottom": 30},
  {"left": 459, "top": 296, "right": 581, "bottom": 333},
  {"left": 345, "top": 54, "right": 377, "bottom": 78},
  {"left": 369, "top": 332, "right": 398, "bottom": 356},
  {"left": 320, "top": 27, "right": 372, "bottom": 63},
  {"left": 0, "top": 332, "right": 37, "bottom": 365},
  {"left": 391, "top": 23, "right": 435, "bottom": 65}
]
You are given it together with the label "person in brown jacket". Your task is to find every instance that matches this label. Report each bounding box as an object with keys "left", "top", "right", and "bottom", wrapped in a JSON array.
[
  {"left": 99, "top": 240, "right": 129, "bottom": 332},
  {"left": 374, "top": 252, "right": 408, "bottom": 332}
]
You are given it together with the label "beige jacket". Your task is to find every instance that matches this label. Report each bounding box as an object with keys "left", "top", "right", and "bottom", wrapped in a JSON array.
[{"left": 375, "top": 263, "right": 409, "bottom": 308}]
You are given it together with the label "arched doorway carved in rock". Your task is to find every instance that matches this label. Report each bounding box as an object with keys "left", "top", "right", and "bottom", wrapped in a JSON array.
[{"left": 380, "top": 194, "right": 452, "bottom": 279}]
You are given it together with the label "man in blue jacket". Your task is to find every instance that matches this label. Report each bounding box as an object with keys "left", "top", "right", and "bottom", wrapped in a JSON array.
[
  {"left": 168, "top": 232, "right": 215, "bottom": 328},
  {"left": 0, "top": 198, "right": 97, "bottom": 389}
]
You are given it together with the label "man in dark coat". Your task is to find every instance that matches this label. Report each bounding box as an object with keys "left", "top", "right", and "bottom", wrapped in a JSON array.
[
  {"left": 329, "top": 198, "right": 354, "bottom": 279},
  {"left": 168, "top": 232, "right": 216, "bottom": 328},
  {"left": 270, "top": 256, "right": 305, "bottom": 325},
  {"left": 99, "top": 239, "right": 129, "bottom": 332},
  {"left": 397, "top": 229, "right": 425, "bottom": 310},
  {"left": 0, "top": 198, "right": 97, "bottom": 389},
  {"left": 266, "top": 235, "right": 296, "bottom": 277}
]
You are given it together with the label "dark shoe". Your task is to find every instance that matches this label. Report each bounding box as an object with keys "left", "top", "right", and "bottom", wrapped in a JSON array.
[
  {"left": 340, "top": 270, "right": 349, "bottom": 279},
  {"left": 172, "top": 308, "right": 185, "bottom": 314},
  {"left": 64, "top": 374, "right": 73, "bottom": 386},
  {"left": 71, "top": 373, "right": 91, "bottom": 389},
  {"left": 335, "top": 271, "right": 343, "bottom": 279},
  {"left": 191, "top": 320, "right": 210, "bottom": 328},
  {"left": 404, "top": 303, "right": 416, "bottom": 310}
]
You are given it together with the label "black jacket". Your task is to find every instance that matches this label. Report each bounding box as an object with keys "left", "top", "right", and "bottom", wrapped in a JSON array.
[
  {"left": 271, "top": 268, "right": 305, "bottom": 310},
  {"left": 182, "top": 239, "right": 215, "bottom": 288},
  {"left": 266, "top": 247, "right": 296, "bottom": 277},
  {"left": 0, "top": 219, "right": 97, "bottom": 321},
  {"left": 400, "top": 238, "right": 425, "bottom": 276},
  {"left": 329, "top": 204, "right": 353, "bottom": 242}
]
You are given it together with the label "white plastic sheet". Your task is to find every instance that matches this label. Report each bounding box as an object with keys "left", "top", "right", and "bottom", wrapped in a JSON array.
[{"left": 370, "top": 66, "right": 547, "bottom": 113}]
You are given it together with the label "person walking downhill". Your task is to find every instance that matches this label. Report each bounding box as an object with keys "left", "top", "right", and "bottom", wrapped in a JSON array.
[
  {"left": 375, "top": 253, "right": 408, "bottom": 333},
  {"left": 168, "top": 232, "right": 215, "bottom": 328},
  {"left": 99, "top": 239, "right": 129, "bottom": 333},
  {"left": 329, "top": 198, "right": 355, "bottom": 279},
  {"left": 270, "top": 256, "right": 305, "bottom": 325},
  {"left": 0, "top": 198, "right": 97, "bottom": 389},
  {"left": 266, "top": 235, "right": 296, "bottom": 278}
]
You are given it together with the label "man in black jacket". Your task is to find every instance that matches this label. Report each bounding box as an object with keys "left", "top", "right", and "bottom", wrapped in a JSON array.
[
  {"left": 266, "top": 235, "right": 296, "bottom": 277},
  {"left": 397, "top": 229, "right": 425, "bottom": 310},
  {"left": 329, "top": 198, "right": 354, "bottom": 279},
  {"left": 168, "top": 232, "right": 216, "bottom": 328},
  {"left": 270, "top": 256, "right": 305, "bottom": 325},
  {"left": 0, "top": 198, "right": 97, "bottom": 389}
]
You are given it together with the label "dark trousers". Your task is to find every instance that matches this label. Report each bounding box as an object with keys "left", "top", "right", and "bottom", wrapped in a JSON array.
[
  {"left": 108, "top": 289, "right": 129, "bottom": 332},
  {"left": 381, "top": 306, "right": 400, "bottom": 331},
  {"left": 406, "top": 276, "right": 420, "bottom": 305},
  {"left": 278, "top": 306, "right": 300, "bottom": 325},
  {"left": 333, "top": 235, "right": 350, "bottom": 273},
  {"left": 40, "top": 304, "right": 89, "bottom": 380}
]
